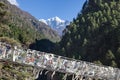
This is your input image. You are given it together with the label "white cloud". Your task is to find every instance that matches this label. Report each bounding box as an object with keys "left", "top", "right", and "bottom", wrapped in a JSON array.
[{"left": 7, "top": 0, "right": 19, "bottom": 6}]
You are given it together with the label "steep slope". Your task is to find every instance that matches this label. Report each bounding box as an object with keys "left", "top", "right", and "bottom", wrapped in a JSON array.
[
  {"left": 39, "top": 16, "right": 69, "bottom": 36},
  {"left": 57, "top": 0, "right": 120, "bottom": 68},
  {"left": 0, "top": 61, "right": 37, "bottom": 80},
  {"left": 0, "top": 0, "right": 60, "bottom": 45}
]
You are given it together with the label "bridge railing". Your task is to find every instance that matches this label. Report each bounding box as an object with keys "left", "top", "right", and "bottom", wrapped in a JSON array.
[{"left": 0, "top": 42, "right": 120, "bottom": 80}]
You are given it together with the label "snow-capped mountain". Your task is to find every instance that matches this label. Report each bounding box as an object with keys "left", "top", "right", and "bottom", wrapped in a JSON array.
[
  {"left": 7, "top": 0, "right": 19, "bottom": 6},
  {"left": 39, "top": 16, "right": 69, "bottom": 36}
]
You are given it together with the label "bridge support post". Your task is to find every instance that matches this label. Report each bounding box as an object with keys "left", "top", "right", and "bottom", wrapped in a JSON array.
[
  {"left": 79, "top": 76, "right": 83, "bottom": 80},
  {"left": 116, "top": 69, "right": 120, "bottom": 80},
  {"left": 88, "top": 77, "right": 92, "bottom": 80},
  {"left": 35, "top": 68, "right": 41, "bottom": 79}
]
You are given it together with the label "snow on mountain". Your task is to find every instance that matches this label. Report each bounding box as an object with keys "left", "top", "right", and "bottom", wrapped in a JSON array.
[
  {"left": 39, "top": 19, "right": 48, "bottom": 25},
  {"left": 7, "top": 0, "right": 19, "bottom": 6},
  {"left": 39, "top": 16, "right": 69, "bottom": 36}
]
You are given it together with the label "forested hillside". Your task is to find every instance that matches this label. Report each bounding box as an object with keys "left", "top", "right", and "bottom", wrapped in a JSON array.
[
  {"left": 57, "top": 0, "right": 120, "bottom": 68},
  {"left": 0, "top": 0, "right": 60, "bottom": 46}
]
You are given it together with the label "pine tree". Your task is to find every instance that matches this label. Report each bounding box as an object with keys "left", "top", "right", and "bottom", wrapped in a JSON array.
[{"left": 57, "top": 0, "right": 120, "bottom": 68}]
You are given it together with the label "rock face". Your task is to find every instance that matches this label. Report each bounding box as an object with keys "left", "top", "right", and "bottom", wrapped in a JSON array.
[{"left": 39, "top": 16, "right": 70, "bottom": 36}]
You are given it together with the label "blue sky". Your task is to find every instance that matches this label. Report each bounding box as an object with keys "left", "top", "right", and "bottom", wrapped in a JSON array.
[{"left": 16, "top": 0, "right": 86, "bottom": 21}]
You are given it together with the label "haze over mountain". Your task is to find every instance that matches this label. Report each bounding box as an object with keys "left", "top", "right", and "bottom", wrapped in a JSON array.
[{"left": 39, "top": 16, "right": 70, "bottom": 35}]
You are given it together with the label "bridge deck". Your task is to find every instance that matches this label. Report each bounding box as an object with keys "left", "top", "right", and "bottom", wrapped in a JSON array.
[{"left": 0, "top": 42, "right": 120, "bottom": 80}]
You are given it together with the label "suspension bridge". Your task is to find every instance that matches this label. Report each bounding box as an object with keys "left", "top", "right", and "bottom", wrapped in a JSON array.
[{"left": 0, "top": 42, "right": 120, "bottom": 80}]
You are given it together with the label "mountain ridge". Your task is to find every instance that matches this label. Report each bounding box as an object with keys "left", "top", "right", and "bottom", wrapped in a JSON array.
[
  {"left": 0, "top": 0, "right": 60, "bottom": 46},
  {"left": 39, "top": 16, "right": 70, "bottom": 36}
]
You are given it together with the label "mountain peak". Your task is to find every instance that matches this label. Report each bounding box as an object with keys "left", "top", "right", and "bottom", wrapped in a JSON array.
[
  {"left": 48, "top": 16, "right": 65, "bottom": 23},
  {"left": 54, "top": 16, "right": 64, "bottom": 22},
  {"left": 39, "top": 19, "right": 48, "bottom": 25},
  {"left": 39, "top": 17, "right": 70, "bottom": 36}
]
